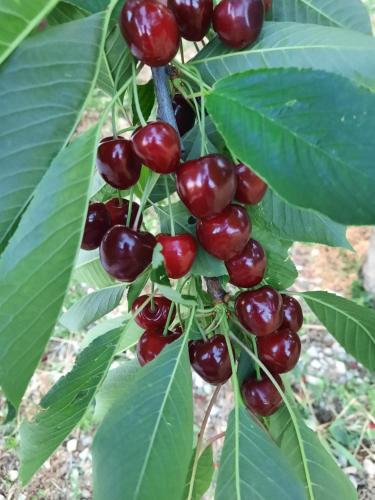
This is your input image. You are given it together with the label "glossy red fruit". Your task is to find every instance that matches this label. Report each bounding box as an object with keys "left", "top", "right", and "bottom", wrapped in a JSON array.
[
  {"left": 235, "top": 285, "right": 283, "bottom": 336},
  {"left": 81, "top": 203, "right": 110, "bottom": 250},
  {"left": 196, "top": 204, "right": 251, "bottom": 261},
  {"left": 137, "top": 328, "right": 182, "bottom": 366},
  {"left": 257, "top": 327, "right": 301, "bottom": 374},
  {"left": 189, "top": 335, "right": 232, "bottom": 385},
  {"left": 235, "top": 163, "right": 268, "bottom": 205},
  {"left": 242, "top": 373, "right": 284, "bottom": 417},
  {"left": 97, "top": 137, "right": 141, "bottom": 189},
  {"left": 169, "top": 0, "right": 213, "bottom": 41},
  {"left": 213, "top": 0, "right": 264, "bottom": 49},
  {"left": 177, "top": 154, "right": 237, "bottom": 219},
  {"left": 263, "top": 0, "right": 272, "bottom": 13},
  {"left": 120, "top": 0, "right": 180, "bottom": 66},
  {"left": 100, "top": 226, "right": 156, "bottom": 282},
  {"left": 132, "top": 121, "right": 180, "bottom": 174},
  {"left": 105, "top": 198, "right": 143, "bottom": 229},
  {"left": 280, "top": 295, "right": 303, "bottom": 333},
  {"left": 132, "top": 295, "right": 175, "bottom": 329},
  {"left": 156, "top": 233, "right": 197, "bottom": 278},
  {"left": 225, "top": 238, "right": 266, "bottom": 288},
  {"left": 172, "top": 94, "right": 196, "bottom": 136}
]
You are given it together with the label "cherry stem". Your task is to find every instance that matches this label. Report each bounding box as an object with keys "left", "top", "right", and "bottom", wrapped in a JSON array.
[
  {"left": 205, "top": 431, "right": 225, "bottom": 447},
  {"left": 134, "top": 172, "right": 159, "bottom": 229},
  {"left": 164, "top": 176, "right": 175, "bottom": 236},
  {"left": 162, "top": 302, "right": 176, "bottom": 336},
  {"left": 132, "top": 59, "right": 147, "bottom": 127},
  {"left": 193, "top": 41, "right": 200, "bottom": 53},
  {"left": 150, "top": 282, "right": 156, "bottom": 312},
  {"left": 117, "top": 189, "right": 123, "bottom": 206},
  {"left": 250, "top": 335, "right": 261, "bottom": 380},
  {"left": 111, "top": 102, "right": 118, "bottom": 138},
  {"left": 127, "top": 187, "right": 134, "bottom": 228},
  {"left": 180, "top": 41, "right": 185, "bottom": 64}
]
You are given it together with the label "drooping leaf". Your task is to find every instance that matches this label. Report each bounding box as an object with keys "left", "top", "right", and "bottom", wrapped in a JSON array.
[
  {"left": 184, "top": 445, "right": 214, "bottom": 500},
  {"left": 73, "top": 249, "right": 115, "bottom": 288},
  {"left": 132, "top": 80, "right": 156, "bottom": 125}
]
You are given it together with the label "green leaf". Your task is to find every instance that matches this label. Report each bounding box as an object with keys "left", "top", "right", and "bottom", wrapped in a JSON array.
[
  {"left": 148, "top": 175, "right": 176, "bottom": 203},
  {"left": 127, "top": 268, "right": 151, "bottom": 310},
  {"left": 184, "top": 445, "right": 214, "bottom": 500},
  {"left": 60, "top": 284, "right": 126, "bottom": 331},
  {"left": 206, "top": 68, "right": 375, "bottom": 225},
  {"left": 0, "top": 127, "right": 99, "bottom": 408},
  {"left": 73, "top": 249, "right": 115, "bottom": 289},
  {"left": 301, "top": 291, "right": 375, "bottom": 371},
  {"left": 183, "top": 117, "right": 225, "bottom": 160},
  {"left": 157, "top": 285, "right": 197, "bottom": 306},
  {"left": 81, "top": 317, "right": 125, "bottom": 349},
  {"left": 0, "top": 13, "right": 108, "bottom": 247},
  {"left": 215, "top": 406, "right": 305, "bottom": 500},
  {"left": 48, "top": 2, "right": 86, "bottom": 25},
  {"left": 152, "top": 243, "right": 165, "bottom": 269},
  {"left": 192, "top": 22, "right": 375, "bottom": 91},
  {"left": 93, "top": 336, "right": 193, "bottom": 500},
  {"left": 132, "top": 80, "right": 155, "bottom": 125},
  {"left": 20, "top": 326, "right": 123, "bottom": 484}
]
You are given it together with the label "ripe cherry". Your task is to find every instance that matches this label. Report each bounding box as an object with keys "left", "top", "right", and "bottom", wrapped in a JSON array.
[
  {"left": 177, "top": 154, "right": 237, "bottom": 219},
  {"left": 81, "top": 203, "right": 110, "bottom": 250},
  {"left": 213, "top": 0, "right": 264, "bottom": 49},
  {"left": 235, "top": 285, "right": 283, "bottom": 336},
  {"left": 225, "top": 238, "right": 266, "bottom": 288},
  {"left": 169, "top": 0, "right": 213, "bottom": 41},
  {"left": 280, "top": 295, "right": 303, "bottom": 333},
  {"left": 132, "top": 121, "right": 180, "bottom": 174},
  {"left": 120, "top": 0, "right": 180, "bottom": 66},
  {"left": 132, "top": 295, "right": 175, "bottom": 329},
  {"left": 257, "top": 327, "right": 301, "bottom": 374},
  {"left": 235, "top": 163, "right": 268, "bottom": 205},
  {"left": 100, "top": 226, "right": 156, "bottom": 282},
  {"left": 242, "top": 373, "right": 284, "bottom": 417},
  {"left": 156, "top": 233, "right": 197, "bottom": 278},
  {"left": 172, "top": 94, "right": 196, "bottom": 136},
  {"left": 97, "top": 137, "right": 141, "bottom": 189},
  {"left": 105, "top": 198, "right": 143, "bottom": 229},
  {"left": 196, "top": 204, "right": 251, "bottom": 261},
  {"left": 137, "top": 328, "right": 182, "bottom": 366},
  {"left": 189, "top": 335, "right": 232, "bottom": 385}
]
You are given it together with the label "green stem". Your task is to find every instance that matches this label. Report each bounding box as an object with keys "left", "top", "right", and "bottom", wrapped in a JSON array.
[
  {"left": 127, "top": 187, "right": 134, "bottom": 228},
  {"left": 150, "top": 282, "right": 156, "bottom": 311},
  {"left": 162, "top": 302, "right": 176, "bottom": 336},
  {"left": 111, "top": 102, "right": 118, "bottom": 138},
  {"left": 132, "top": 59, "right": 147, "bottom": 126},
  {"left": 174, "top": 61, "right": 211, "bottom": 92},
  {"left": 133, "top": 173, "right": 159, "bottom": 229},
  {"left": 164, "top": 176, "right": 175, "bottom": 236},
  {"left": 250, "top": 336, "right": 261, "bottom": 380},
  {"left": 180, "top": 40, "right": 185, "bottom": 64}
]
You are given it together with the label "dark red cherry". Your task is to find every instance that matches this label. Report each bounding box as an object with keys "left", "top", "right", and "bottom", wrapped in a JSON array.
[
  {"left": 242, "top": 373, "right": 284, "bottom": 417},
  {"left": 120, "top": 0, "right": 180, "bottom": 66},
  {"left": 263, "top": 0, "right": 272, "bottom": 13},
  {"left": 137, "top": 328, "right": 182, "bottom": 366},
  {"left": 97, "top": 137, "right": 141, "bottom": 189},
  {"left": 132, "top": 295, "right": 175, "bottom": 329},
  {"left": 132, "top": 121, "right": 180, "bottom": 174},
  {"left": 235, "top": 285, "right": 283, "bottom": 336},
  {"left": 225, "top": 238, "right": 266, "bottom": 288},
  {"left": 156, "top": 233, "right": 197, "bottom": 279},
  {"left": 172, "top": 94, "right": 196, "bottom": 136},
  {"left": 177, "top": 154, "right": 237, "bottom": 219},
  {"left": 81, "top": 203, "right": 110, "bottom": 250},
  {"left": 280, "top": 295, "right": 303, "bottom": 333},
  {"left": 189, "top": 334, "right": 232, "bottom": 385},
  {"left": 213, "top": 0, "right": 264, "bottom": 49},
  {"left": 100, "top": 226, "right": 156, "bottom": 282},
  {"left": 257, "top": 327, "right": 301, "bottom": 374},
  {"left": 105, "top": 198, "right": 143, "bottom": 229},
  {"left": 196, "top": 204, "right": 251, "bottom": 261},
  {"left": 169, "top": 0, "right": 213, "bottom": 41},
  {"left": 235, "top": 163, "right": 268, "bottom": 205}
]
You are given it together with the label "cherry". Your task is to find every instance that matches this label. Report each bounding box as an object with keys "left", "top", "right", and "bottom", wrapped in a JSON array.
[
  {"left": 97, "top": 137, "right": 141, "bottom": 189},
  {"left": 280, "top": 295, "right": 303, "bottom": 333},
  {"left": 263, "top": 0, "right": 272, "bottom": 13},
  {"left": 156, "top": 233, "right": 197, "bottom": 278},
  {"left": 120, "top": 0, "right": 180, "bottom": 67},
  {"left": 196, "top": 204, "right": 251, "bottom": 261},
  {"left": 172, "top": 94, "right": 196, "bottom": 136},
  {"left": 81, "top": 203, "right": 110, "bottom": 250},
  {"left": 242, "top": 373, "right": 284, "bottom": 417},
  {"left": 132, "top": 121, "right": 180, "bottom": 174},
  {"left": 105, "top": 197, "right": 143, "bottom": 229},
  {"left": 257, "top": 327, "right": 301, "bottom": 374},
  {"left": 225, "top": 238, "right": 266, "bottom": 288},
  {"left": 132, "top": 295, "right": 175, "bottom": 329},
  {"left": 235, "top": 285, "right": 283, "bottom": 336},
  {"left": 169, "top": 0, "right": 213, "bottom": 41},
  {"left": 100, "top": 226, "right": 156, "bottom": 282},
  {"left": 189, "top": 335, "right": 232, "bottom": 385},
  {"left": 137, "top": 328, "right": 182, "bottom": 366},
  {"left": 235, "top": 163, "right": 268, "bottom": 205},
  {"left": 177, "top": 154, "right": 237, "bottom": 219},
  {"left": 213, "top": 0, "right": 264, "bottom": 49}
]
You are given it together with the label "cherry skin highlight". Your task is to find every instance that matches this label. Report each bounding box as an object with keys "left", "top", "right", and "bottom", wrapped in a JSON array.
[
  {"left": 235, "top": 163, "right": 268, "bottom": 205},
  {"left": 105, "top": 197, "right": 143, "bottom": 229},
  {"left": 196, "top": 204, "right": 251, "bottom": 261},
  {"left": 242, "top": 373, "right": 284, "bottom": 417},
  {"left": 225, "top": 238, "right": 266, "bottom": 288},
  {"left": 280, "top": 295, "right": 303, "bottom": 333},
  {"left": 189, "top": 334, "right": 232, "bottom": 385},
  {"left": 137, "top": 328, "right": 182, "bottom": 366},
  {"left": 169, "top": 0, "right": 213, "bottom": 41},
  {"left": 156, "top": 233, "right": 197, "bottom": 279},
  {"left": 81, "top": 203, "right": 110, "bottom": 250},
  {"left": 257, "top": 327, "right": 301, "bottom": 374},
  {"left": 132, "top": 295, "right": 175, "bottom": 330},
  {"left": 172, "top": 94, "right": 196, "bottom": 136}
]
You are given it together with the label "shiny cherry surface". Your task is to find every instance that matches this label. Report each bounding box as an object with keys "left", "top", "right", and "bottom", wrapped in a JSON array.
[
  {"left": 189, "top": 335, "right": 232, "bottom": 385},
  {"left": 132, "top": 295, "right": 175, "bottom": 329},
  {"left": 257, "top": 327, "right": 301, "bottom": 374},
  {"left": 97, "top": 137, "right": 141, "bottom": 189},
  {"left": 169, "top": 0, "right": 213, "bottom": 41},
  {"left": 280, "top": 295, "right": 303, "bottom": 333},
  {"left": 177, "top": 154, "right": 237, "bottom": 219},
  {"left": 120, "top": 0, "right": 180, "bottom": 66},
  {"left": 100, "top": 226, "right": 156, "bottom": 282},
  {"left": 235, "top": 285, "right": 283, "bottom": 336},
  {"left": 196, "top": 204, "right": 251, "bottom": 261},
  {"left": 235, "top": 163, "right": 268, "bottom": 205},
  {"left": 132, "top": 121, "right": 180, "bottom": 174},
  {"left": 242, "top": 373, "right": 284, "bottom": 417},
  {"left": 81, "top": 203, "right": 110, "bottom": 250},
  {"left": 213, "top": 0, "right": 264, "bottom": 49},
  {"left": 156, "top": 233, "right": 197, "bottom": 279},
  {"left": 137, "top": 328, "right": 182, "bottom": 366},
  {"left": 105, "top": 197, "right": 142, "bottom": 229},
  {"left": 225, "top": 238, "right": 266, "bottom": 288},
  {"left": 172, "top": 94, "right": 196, "bottom": 136}
]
